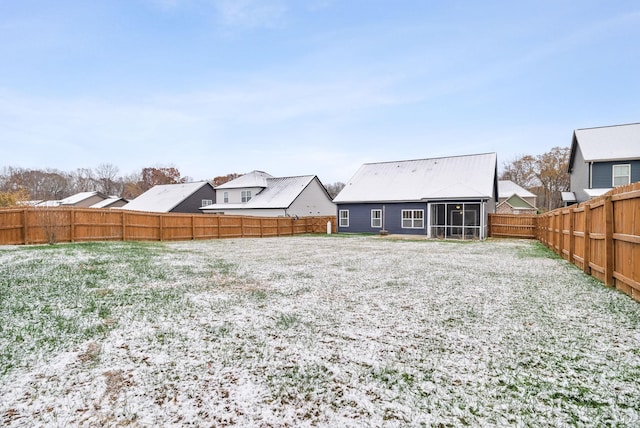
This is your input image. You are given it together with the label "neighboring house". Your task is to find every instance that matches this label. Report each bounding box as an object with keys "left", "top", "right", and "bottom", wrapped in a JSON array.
[
  {"left": 122, "top": 181, "right": 216, "bottom": 213},
  {"left": 333, "top": 153, "right": 498, "bottom": 239},
  {"left": 201, "top": 171, "right": 335, "bottom": 217},
  {"left": 90, "top": 197, "right": 128, "bottom": 209},
  {"left": 59, "top": 191, "right": 109, "bottom": 207},
  {"left": 496, "top": 180, "right": 537, "bottom": 214},
  {"left": 565, "top": 123, "right": 640, "bottom": 204}
]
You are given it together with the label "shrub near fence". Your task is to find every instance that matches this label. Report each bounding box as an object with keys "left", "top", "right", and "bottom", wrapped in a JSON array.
[{"left": 0, "top": 207, "right": 337, "bottom": 245}]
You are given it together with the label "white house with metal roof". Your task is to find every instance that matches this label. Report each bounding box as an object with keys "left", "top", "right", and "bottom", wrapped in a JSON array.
[
  {"left": 122, "top": 181, "right": 216, "bottom": 213},
  {"left": 333, "top": 153, "right": 498, "bottom": 239},
  {"left": 201, "top": 171, "right": 335, "bottom": 217},
  {"left": 565, "top": 123, "right": 640, "bottom": 204}
]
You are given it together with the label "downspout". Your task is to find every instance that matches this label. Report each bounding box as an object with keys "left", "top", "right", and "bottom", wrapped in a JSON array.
[
  {"left": 382, "top": 204, "right": 386, "bottom": 232},
  {"left": 589, "top": 162, "right": 593, "bottom": 189}
]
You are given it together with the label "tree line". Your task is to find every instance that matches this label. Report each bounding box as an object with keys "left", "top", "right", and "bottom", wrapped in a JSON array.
[
  {"left": 500, "top": 146, "right": 570, "bottom": 212},
  {"left": 0, "top": 164, "right": 348, "bottom": 207},
  {"left": 0, "top": 164, "right": 191, "bottom": 206}
]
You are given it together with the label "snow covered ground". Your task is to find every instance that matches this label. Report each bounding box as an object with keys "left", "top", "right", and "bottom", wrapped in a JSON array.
[{"left": 1, "top": 236, "right": 639, "bottom": 427}]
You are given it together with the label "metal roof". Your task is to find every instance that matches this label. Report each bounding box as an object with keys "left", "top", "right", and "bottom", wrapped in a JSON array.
[
  {"left": 59, "top": 191, "right": 106, "bottom": 205},
  {"left": 122, "top": 181, "right": 212, "bottom": 212},
  {"left": 333, "top": 153, "right": 497, "bottom": 203},
  {"left": 498, "top": 180, "right": 535, "bottom": 198},
  {"left": 215, "top": 171, "right": 273, "bottom": 189},
  {"left": 91, "top": 197, "right": 127, "bottom": 208},
  {"left": 203, "top": 175, "right": 318, "bottom": 210},
  {"left": 573, "top": 123, "right": 640, "bottom": 162}
]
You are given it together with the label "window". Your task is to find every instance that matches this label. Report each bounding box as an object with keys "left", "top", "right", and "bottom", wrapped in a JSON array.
[
  {"left": 613, "top": 164, "right": 631, "bottom": 187},
  {"left": 371, "top": 209, "right": 382, "bottom": 228},
  {"left": 223, "top": 191, "right": 229, "bottom": 203},
  {"left": 201, "top": 199, "right": 212, "bottom": 207},
  {"left": 401, "top": 209, "right": 424, "bottom": 229},
  {"left": 241, "top": 190, "right": 252, "bottom": 203},
  {"left": 339, "top": 210, "right": 349, "bottom": 227}
]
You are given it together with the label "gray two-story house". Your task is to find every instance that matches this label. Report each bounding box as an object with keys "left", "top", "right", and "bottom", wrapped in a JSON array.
[{"left": 565, "top": 123, "right": 640, "bottom": 204}]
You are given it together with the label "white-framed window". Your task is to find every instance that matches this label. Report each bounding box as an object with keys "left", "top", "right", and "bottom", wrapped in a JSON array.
[
  {"left": 402, "top": 209, "right": 424, "bottom": 229},
  {"left": 371, "top": 209, "right": 382, "bottom": 228},
  {"left": 223, "top": 191, "right": 229, "bottom": 203},
  {"left": 339, "top": 210, "right": 349, "bottom": 227},
  {"left": 613, "top": 164, "right": 631, "bottom": 187},
  {"left": 201, "top": 199, "right": 213, "bottom": 207},
  {"left": 241, "top": 190, "right": 252, "bottom": 203}
]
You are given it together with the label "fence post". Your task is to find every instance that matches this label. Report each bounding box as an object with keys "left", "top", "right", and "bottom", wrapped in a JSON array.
[
  {"left": 557, "top": 211, "right": 563, "bottom": 258},
  {"left": 191, "top": 215, "right": 196, "bottom": 240},
  {"left": 159, "top": 214, "right": 163, "bottom": 241},
  {"left": 568, "top": 207, "right": 575, "bottom": 264},
  {"left": 604, "top": 195, "right": 614, "bottom": 287},
  {"left": 122, "top": 211, "right": 126, "bottom": 241},
  {"left": 22, "top": 208, "right": 29, "bottom": 245},
  {"left": 70, "top": 209, "right": 76, "bottom": 243},
  {"left": 583, "top": 203, "right": 591, "bottom": 275}
]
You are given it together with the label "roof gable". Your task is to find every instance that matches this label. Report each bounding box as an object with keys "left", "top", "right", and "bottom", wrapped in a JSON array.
[
  {"left": 204, "top": 175, "right": 320, "bottom": 210},
  {"left": 571, "top": 123, "right": 640, "bottom": 166},
  {"left": 333, "top": 153, "right": 498, "bottom": 203},
  {"left": 502, "top": 194, "right": 536, "bottom": 209},
  {"left": 59, "top": 191, "right": 107, "bottom": 205},
  {"left": 122, "top": 181, "right": 213, "bottom": 212},
  {"left": 498, "top": 180, "right": 535, "bottom": 198},
  {"left": 215, "top": 171, "right": 273, "bottom": 189}
]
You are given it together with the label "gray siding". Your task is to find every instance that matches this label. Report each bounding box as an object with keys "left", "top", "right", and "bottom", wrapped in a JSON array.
[
  {"left": 337, "top": 202, "right": 427, "bottom": 235},
  {"left": 569, "top": 145, "right": 591, "bottom": 203},
  {"left": 591, "top": 160, "right": 640, "bottom": 189},
  {"left": 171, "top": 184, "right": 216, "bottom": 213}
]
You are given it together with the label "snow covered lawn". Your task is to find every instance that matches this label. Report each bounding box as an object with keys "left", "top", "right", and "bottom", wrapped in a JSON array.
[{"left": 1, "top": 236, "right": 639, "bottom": 426}]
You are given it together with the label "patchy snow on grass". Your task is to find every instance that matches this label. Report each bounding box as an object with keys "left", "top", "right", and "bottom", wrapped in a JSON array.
[{"left": 1, "top": 236, "right": 640, "bottom": 427}]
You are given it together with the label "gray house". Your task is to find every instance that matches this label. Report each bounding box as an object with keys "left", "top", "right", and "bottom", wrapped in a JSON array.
[
  {"left": 122, "top": 181, "right": 216, "bottom": 213},
  {"left": 201, "top": 171, "right": 335, "bottom": 217},
  {"left": 333, "top": 153, "right": 498, "bottom": 239},
  {"left": 565, "top": 123, "right": 640, "bottom": 204}
]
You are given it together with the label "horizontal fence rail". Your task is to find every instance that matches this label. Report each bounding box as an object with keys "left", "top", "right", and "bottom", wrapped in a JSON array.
[
  {"left": 490, "top": 182, "right": 640, "bottom": 302},
  {"left": 0, "top": 207, "right": 337, "bottom": 245}
]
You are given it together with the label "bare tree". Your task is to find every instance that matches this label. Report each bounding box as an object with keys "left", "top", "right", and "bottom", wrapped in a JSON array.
[
  {"left": 499, "top": 155, "right": 538, "bottom": 189},
  {"left": 536, "top": 147, "right": 570, "bottom": 211},
  {"left": 325, "top": 182, "right": 345, "bottom": 199},
  {"left": 71, "top": 168, "right": 97, "bottom": 193},
  {"left": 95, "top": 163, "right": 120, "bottom": 195}
]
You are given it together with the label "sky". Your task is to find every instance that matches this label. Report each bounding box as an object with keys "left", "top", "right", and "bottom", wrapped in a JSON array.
[{"left": 1, "top": 1, "right": 639, "bottom": 185}]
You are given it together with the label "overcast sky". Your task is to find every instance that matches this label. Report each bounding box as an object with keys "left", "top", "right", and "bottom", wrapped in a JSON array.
[{"left": 1, "top": 1, "right": 639, "bottom": 184}]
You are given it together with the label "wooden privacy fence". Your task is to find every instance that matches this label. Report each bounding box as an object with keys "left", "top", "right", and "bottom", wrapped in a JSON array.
[
  {"left": 536, "top": 182, "right": 640, "bottom": 301},
  {"left": 488, "top": 213, "right": 538, "bottom": 238},
  {"left": 0, "top": 207, "right": 337, "bottom": 245},
  {"left": 490, "top": 182, "right": 640, "bottom": 301}
]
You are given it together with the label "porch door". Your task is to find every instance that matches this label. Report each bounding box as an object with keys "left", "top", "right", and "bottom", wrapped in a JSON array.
[{"left": 450, "top": 210, "right": 463, "bottom": 237}]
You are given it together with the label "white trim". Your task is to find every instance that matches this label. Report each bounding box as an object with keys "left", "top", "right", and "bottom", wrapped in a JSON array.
[
  {"left": 339, "top": 209, "right": 349, "bottom": 227},
  {"left": 612, "top": 164, "right": 631, "bottom": 187},
  {"left": 401, "top": 209, "right": 424, "bottom": 229},
  {"left": 371, "top": 209, "right": 382, "bottom": 228}
]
